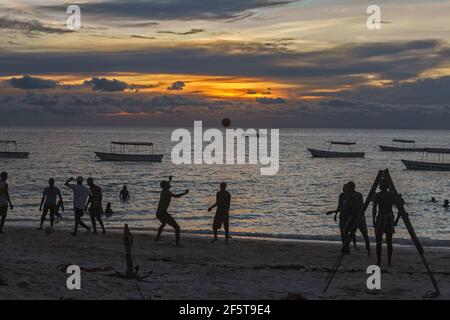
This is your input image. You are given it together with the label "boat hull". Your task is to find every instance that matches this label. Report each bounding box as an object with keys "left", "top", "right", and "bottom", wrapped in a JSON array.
[
  {"left": 380, "top": 145, "right": 426, "bottom": 152},
  {"left": 95, "top": 152, "right": 163, "bottom": 162},
  {"left": 401, "top": 159, "right": 450, "bottom": 171},
  {"left": 308, "top": 149, "right": 365, "bottom": 158},
  {"left": 0, "top": 151, "right": 29, "bottom": 159}
]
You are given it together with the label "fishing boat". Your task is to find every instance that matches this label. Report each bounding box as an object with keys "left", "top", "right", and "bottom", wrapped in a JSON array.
[
  {"left": 0, "top": 140, "right": 29, "bottom": 159},
  {"left": 95, "top": 141, "right": 164, "bottom": 162},
  {"left": 308, "top": 141, "right": 365, "bottom": 158},
  {"left": 402, "top": 148, "right": 450, "bottom": 171},
  {"left": 380, "top": 139, "right": 426, "bottom": 152}
]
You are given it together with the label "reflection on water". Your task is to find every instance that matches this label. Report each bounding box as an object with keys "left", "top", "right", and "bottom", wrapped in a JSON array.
[{"left": 1, "top": 127, "right": 450, "bottom": 245}]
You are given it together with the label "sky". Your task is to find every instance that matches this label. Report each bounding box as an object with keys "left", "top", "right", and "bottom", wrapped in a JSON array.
[{"left": 1, "top": 0, "right": 450, "bottom": 128}]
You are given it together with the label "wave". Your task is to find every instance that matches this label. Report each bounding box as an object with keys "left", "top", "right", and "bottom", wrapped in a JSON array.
[
  {"left": 108, "top": 225, "right": 450, "bottom": 248},
  {"left": 9, "top": 218, "right": 450, "bottom": 248}
]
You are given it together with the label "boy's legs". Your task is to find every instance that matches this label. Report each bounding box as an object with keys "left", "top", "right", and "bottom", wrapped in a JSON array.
[
  {"left": 212, "top": 214, "right": 220, "bottom": 242},
  {"left": 223, "top": 215, "right": 230, "bottom": 244},
  {"left": 89, "top": 209, "right": 97, "bottom": 234},
  {"left": 49, "top": 206, "right": 56, "bottom": 228},
  {"left": 166, "top": 214, "right": 181, "bottom": 246},
  {"left": 155, "top": 222, "right": 166, "bottom": 241},
  {"left": 39, "top": 206, "right": 49, "bottom": 229},
  {"left": 73, "top": 209, "right": 89, "bottom": 235},
  {"left": 95, "top": 209, "right": 106, "bottom": 233},
  {"left": 0, "top": 206, "right": 7, "bottom": 233}
]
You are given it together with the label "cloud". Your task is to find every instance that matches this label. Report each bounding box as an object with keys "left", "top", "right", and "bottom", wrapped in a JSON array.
[
  {"left": 7, "top": 75, "right": 58, "bottom": 89},
  {"left": 158, "top": 28, "right": 204, "bottom": 35},
  {"left": 1, "top": 40, "right": 446, "bottom": 84},
  {"left": 41, "top": 0, "right": 295, "bottom": 21},
  {"left": 131, "top": 35, "right": 155, "bottom": 40},
  {"left": 319, "top": 99, "right": 358, "bottom": 107},
  {"left": 256, "top": 97, "right": 285, "bottom": 104},
  {"left": 83, "top": 77, "right": 158, "bottom": 92},
  {"left": 0, "top": 16, "right": 70, "bottom": 34},
  {"left": 84, "top": 77, "right": 129, "bottom": 92},
  {"left": 167, "top": 81, "right": 186, "bottom": 91},
  {"left": 340, "top": 76, "right": 450, "bottom": 106}
]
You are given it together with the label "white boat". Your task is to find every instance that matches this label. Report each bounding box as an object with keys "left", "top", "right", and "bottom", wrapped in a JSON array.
[
  {"left": 0, "top": 140, "right": 29, "bottom": 159},
  {"left": 95, "top": 142, "right": 163, "bottom": 162},
  {"left": 308, "top": 141, "right": 365, "bottom": 158},
  {"left": 402, "top": 148, "right": 450, "bottom": 171},
  {"left": 380, "top": 139, "right": 426, "bottom": 152}
]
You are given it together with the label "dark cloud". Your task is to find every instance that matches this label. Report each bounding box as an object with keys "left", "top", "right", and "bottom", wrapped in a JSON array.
[
  {"left": 41, "top": 0, "right": 295, "bottom": 21},
  {"left": 158, "top": 28, "right": 204, "bottom": 35},
  {"left": 82, "top": 77, "right": 158, "bottom": 92},
  {"left": 341, "top": 76, "right": 450, "bottom": 105},
  {"left": 319, "top": 99, "right": 359, "bottom": 107},
  {"left": 1, "top": 40, "right": 446, "bottom": 84},
  {"left": 131, "top": 35, "right": 155, "bottom": 40},
  {"left": 8, "top": 75, "right": 58, "bottom": 89},
  {"left": 2, "top": 87, "right": 450, "bottom": 128},
  {"left": 167, "top": 81, "right": 186, "bottom": 91},
  {"left": 256, "top": 97, "right": 285, "bottom": 104},
  {"left": 84, "top": 77, "right": 129, "bottom": 92},
  {"left": 0, "top": 16, "right": 70, "bottom": 34}
]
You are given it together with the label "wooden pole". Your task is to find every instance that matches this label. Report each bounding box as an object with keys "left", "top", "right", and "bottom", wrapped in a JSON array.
[
  {"left": 384, "top": 170, "right": 440, "bottom": 295},
  {"left": 123, "top": 224, "right": 133, "bottom": 276},
  {"left": 324, "top": 170, "right": 383, "bottom": 292}
]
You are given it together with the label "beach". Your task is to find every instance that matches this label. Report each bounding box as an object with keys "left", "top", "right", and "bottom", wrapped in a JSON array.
[{"left": 0, "top": 226, "right": 449, "bottom": 300}]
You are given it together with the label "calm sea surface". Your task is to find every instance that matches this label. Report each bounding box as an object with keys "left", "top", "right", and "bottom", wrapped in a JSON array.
[{"left": 1, "top": 127, "right": 450, "bottom": 246}]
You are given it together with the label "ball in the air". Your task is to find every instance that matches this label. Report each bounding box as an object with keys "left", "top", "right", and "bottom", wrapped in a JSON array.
[{"left": 221, "top": 118, "right": 231, "bottom": 128}]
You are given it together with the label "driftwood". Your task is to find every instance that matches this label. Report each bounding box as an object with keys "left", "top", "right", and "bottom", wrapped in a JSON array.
[{"left": 109, "top": 224, "right": 152, "bottom": 281}]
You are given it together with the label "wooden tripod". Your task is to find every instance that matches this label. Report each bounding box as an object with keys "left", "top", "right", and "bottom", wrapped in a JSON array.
[{"left": 323, "top": 169, "right": 440, "bottom": 295}]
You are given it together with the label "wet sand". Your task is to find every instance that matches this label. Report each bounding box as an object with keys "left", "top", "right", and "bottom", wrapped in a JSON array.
[{"left": 0, "top": 226, "right": 449, "bottom": 300}]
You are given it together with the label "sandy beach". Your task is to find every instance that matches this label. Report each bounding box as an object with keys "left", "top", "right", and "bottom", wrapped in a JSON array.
[{"left": 0, "top": 226, "right": 449, "bottom": 300}]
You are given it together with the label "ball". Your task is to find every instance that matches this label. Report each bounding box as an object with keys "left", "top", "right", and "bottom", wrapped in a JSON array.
[{"left": 221, "top": 118, "right": 231, "bottom": 128}]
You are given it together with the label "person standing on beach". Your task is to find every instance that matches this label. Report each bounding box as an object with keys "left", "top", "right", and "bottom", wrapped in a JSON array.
[
  {"left": 38, "top": 178, "right": 63, "bottom": 230},
  {"left": 0, "top": 172, "right": 13, "bottom": 234},
  {"left": 372, "top": 178, "right": 396, "bottom": 267},
  {"left": 155, "top": 176, "right": 189, "bottom": 246},
  {"left": 346, "top": 182, "right": 371, "bottom": 255},
  {"left": 86, "top": 177, "right": 106, "bottom": 234},
  {"left": 326, "top": 183, "right": 357, "bottom": 252},
  {"left": 65, "top": 176, "right": 91, "bottom": 236},
  {"left": 120, "top": 185, "right": 130, "bottom": 201},
  {"left": 208, "top": 182, "right": 231, "bottom": 244}
]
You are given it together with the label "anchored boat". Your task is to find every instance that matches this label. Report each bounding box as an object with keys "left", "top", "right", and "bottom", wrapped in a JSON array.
[
  {"left": 0, "top": 140, "right": 29, "bottom": 159},
  {"left": 308, "top": 141, "right": 365, "bottom": 158},
  {"left": 95, "top": 141, "right": 164, "bottom": 162},
  {"left": 402, "top": 148, "right": 450, "bottom": 171},
  {"left": 380, "top": 139, "right": 426, "bottom": 152}
]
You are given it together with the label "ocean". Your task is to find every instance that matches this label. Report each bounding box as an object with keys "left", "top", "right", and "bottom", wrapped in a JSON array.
[{"left": 1, "top": 126, "right": 450, "bottom": 247}]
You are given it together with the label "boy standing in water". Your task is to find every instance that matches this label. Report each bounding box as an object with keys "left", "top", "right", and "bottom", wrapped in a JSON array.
[
  {"left": 0, "top": 172, "right": 13, "bottom": 234},
  {"left": 39, "top": 178, "right": 63, "bottom": 230},
  {"left": 208, "top": 182, "right": 231, "bottom": 244},
  {"left": 155, "top": 176, "right": 189, "bottom": 246},
  {"left": 120, "top": 185, "right": 130, "bottom": 201}
]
